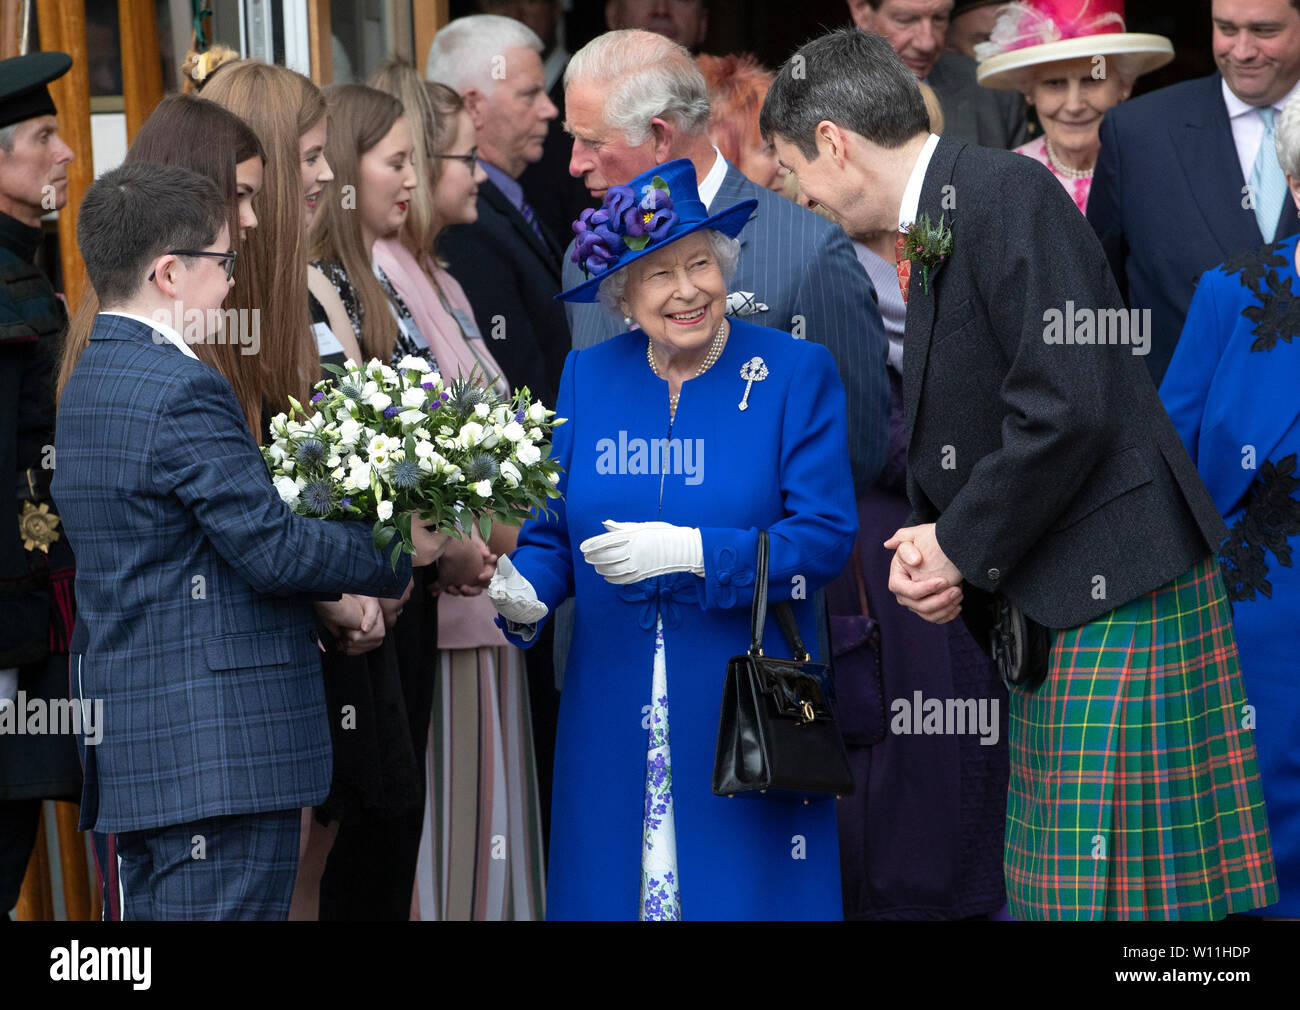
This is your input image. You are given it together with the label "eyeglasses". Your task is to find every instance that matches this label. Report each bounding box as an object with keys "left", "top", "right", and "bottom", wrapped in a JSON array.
[
  {"left": 148, "top": 249, "right": 238, "bottom": 282},
  {"left": 432, "top": 149, "right": 478, "bottom": 169}
]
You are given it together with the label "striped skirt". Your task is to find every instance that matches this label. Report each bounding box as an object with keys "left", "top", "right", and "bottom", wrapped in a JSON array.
[
  {"left": 1004, "top": 556, "right": 1278, "bottom": 919},
  {"left": 413, "top": 644, "right": 546, "bottom": 920}
]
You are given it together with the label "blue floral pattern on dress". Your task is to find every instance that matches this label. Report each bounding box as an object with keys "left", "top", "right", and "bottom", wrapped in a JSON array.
[{"left": 640, "top": 614, "right": 682, "bottom": 920}]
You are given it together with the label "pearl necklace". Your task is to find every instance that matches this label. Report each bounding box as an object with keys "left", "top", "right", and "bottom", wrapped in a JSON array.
[
  {"left": 647, "top": 318, "right": 728, "bottom": 416},
  {"left": 1045, "top": 137, "right": 1094, "bottom": 180}
]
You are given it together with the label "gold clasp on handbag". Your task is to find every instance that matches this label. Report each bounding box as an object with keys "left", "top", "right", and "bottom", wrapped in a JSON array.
[{"left": 797, "top": 699, "right": 815, "bottom": 725}]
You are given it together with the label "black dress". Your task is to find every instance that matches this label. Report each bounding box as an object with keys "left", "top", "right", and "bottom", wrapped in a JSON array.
[{"left": 306, "top": 277, "right": 440, "bottom": 919}]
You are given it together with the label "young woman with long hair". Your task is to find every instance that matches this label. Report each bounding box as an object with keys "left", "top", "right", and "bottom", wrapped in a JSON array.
[
  {"left": 368, "top": 60, "right": 545, "bottom": 920},
  {"left": 55, "top": 93, "right": 265, "bottom": 436}
]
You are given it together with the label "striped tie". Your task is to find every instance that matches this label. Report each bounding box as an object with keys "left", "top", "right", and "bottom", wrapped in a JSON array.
[{"left": 1250, "top": 107, "right": 1287, "bottom": 243}]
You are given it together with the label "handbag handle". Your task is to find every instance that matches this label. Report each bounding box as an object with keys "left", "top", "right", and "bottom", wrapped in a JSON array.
[{"left": 749, "top": 530, "right": 810, "bottom": 662}]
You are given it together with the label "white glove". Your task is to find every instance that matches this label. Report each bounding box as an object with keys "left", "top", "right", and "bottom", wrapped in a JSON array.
[
  {"left": 488, "top": 555, "right": 549, "bottom": 625},
  {"left": 579, "top": 520, "right": 705, "bottom": 585}
]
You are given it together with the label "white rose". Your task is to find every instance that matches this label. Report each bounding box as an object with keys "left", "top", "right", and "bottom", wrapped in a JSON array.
[
  {"left": 501, "top": 421, "right": 526, "bottom": 443},
  {"left": 396, "top": 354, "right": 431, "bottom": 373},
  {"left": 337, "top": 418, "right": 362, "bottom": 448},
  {"left": 474, "top": 479, "right": 492, "bottom": 497},
  {"left": 270, "top": 412, "right": 289, "bottom": 435},
  {"left": 481, "top": 426, "right": 502, "bottom": 449},
  {"left": 547, "top": 470, "right": 560, "bottom": 486},
  {"left": 414, "top": 427, "right": 431, "bottom": 440},
  {"left": 414, "top": 440, "right": 435, "bottom": 459},
  {"left": 326, "top": 454, "right": 341, "bottom": 468},
  {"left": 527, "top": 402, "right": 546, "bottom": 423},
  {"left": 376, "top": 500, "right": 394, "bottom": 521},
  {"left": 267, "top": 442, "right": 287, "bottom": 464},
  {"left": 528, "top": 427, "right": 543, "bottom": 442},
  {"left": 274, "top": 476, "right": 300, "bottom": 505},
  {"left": 458, "top": 421, "right": 485, "bottom": 447},
  {"left": 368, "top": 391, "right": 393, "bottom": 412},
  {"left": 398, "top": 408, "right": 426, "bottom": 426},
  {"left": 331, "top": 466, "right": 345, "bottom": 480},
  {"left": 401, "top": 387, "right": 427, "bottom": 408},
  {"left": 418, "top": 455, "right": 436, "bottom": 474},
  {"left": 379, "top": 365, "right": 397, "bottom": 383},
  {"left": 282, "top": 458, "right": 295, "bottom": 474},
  {"left": 516, "top": 442, "right": 541, "bottom": 466},
  {"left": 473, "top": 402, "right": 490, "bottom": 418},
  {"left": 500, "top": 460, "right": 522, "bottom": 487}
]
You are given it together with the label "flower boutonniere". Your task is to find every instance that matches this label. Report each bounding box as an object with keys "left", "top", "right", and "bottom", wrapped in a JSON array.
[{"left": 901, "top": 213, "right": 953, "bottom": 295}]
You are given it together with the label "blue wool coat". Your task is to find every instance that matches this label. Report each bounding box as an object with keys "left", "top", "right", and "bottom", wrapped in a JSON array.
[{"left": 503, "top": 317, "right": 858, "bottom": 920}]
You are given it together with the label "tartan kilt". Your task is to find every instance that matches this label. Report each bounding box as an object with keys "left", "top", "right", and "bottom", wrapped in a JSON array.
[{"left": 1004, "top": 556, "right": 1278, "bottom": 920}]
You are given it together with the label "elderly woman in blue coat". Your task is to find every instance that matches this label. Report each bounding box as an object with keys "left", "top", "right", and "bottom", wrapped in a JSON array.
[{"left": 488, "top": 159, "right": 858, "bottom": 920}]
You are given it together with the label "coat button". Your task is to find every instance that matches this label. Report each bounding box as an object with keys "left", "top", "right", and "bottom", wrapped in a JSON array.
[{"left": 988, "top": 568, "right": 1001, "bottom": 581}]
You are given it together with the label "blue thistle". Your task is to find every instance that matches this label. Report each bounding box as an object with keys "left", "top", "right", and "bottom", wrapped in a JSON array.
[
  {"left": 466, "top": 453, "right": 499, "bottom": 483},
  {"left": 302, "top": 479, "right": 335, "bottom": 516},
  {"left": 391, "top": 459, "right": 421, "bottom": 489},
  {"left": 445, "top": 378, "right": 487, "bottom": 419},
  {"left": 339, "top": 380, "right": 365, "bottom": 401},
  {"left": 295, "top": 438, "right": 325, "bottom": 466}
]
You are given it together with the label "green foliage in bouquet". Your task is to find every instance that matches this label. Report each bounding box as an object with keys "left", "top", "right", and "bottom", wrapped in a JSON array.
[{"left": 262, "top": 355, "right": 565, "bottom": 568}]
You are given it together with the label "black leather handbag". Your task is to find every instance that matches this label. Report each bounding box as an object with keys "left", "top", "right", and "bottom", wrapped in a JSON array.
[
  {"left": 712, "top": 531, "right": 855, "bottom": 802},
  {"left": 988, "top": 595, "right": 1051, "bottom": 692}
]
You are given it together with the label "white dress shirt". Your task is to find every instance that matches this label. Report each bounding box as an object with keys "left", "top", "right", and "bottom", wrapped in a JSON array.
[
  {"left": 98, "top": 310, "right": 199, "bottom": 359},
  {"left": 1223, "top": 77, "right": 1300, "bottom": 183},
  {"left": 698, "top": 146, "right": 729, "bottom": 210},
  {"left": 899, "top": 133, "right": 942, "bottom": 232}
]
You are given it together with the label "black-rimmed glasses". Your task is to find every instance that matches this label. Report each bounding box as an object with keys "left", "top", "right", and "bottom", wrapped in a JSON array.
[
  {"left": 432, "top": 150, "right": 478, "bottom": 169},
  {"left": 148, "top": 249, "right": 238, "bottom": 282}
]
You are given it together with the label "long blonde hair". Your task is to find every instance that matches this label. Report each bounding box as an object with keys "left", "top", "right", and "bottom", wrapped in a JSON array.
[
  {"left": 202, "top": 60, "right": 326, "bottom": 429},
  {"left": 308, "top": 84, "right": 406, "bottom": 362}
]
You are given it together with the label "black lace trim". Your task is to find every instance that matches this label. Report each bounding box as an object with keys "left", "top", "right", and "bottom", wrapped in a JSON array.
[
  {"left": 1218, "top": 453, "right": 1300, "bottom": 602},
  {"left": 1218, "top": 240, "right": 1300, "bottom": 353}
]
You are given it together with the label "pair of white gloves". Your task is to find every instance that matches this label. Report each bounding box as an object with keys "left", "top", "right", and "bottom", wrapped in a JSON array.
[{"left": 488, "top": 520, "right": 704, "bottom": 627}]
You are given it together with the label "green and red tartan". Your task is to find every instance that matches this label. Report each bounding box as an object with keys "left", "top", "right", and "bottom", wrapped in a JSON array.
[{"left": 1004, "top": 556, "right": 1277, "bottom": 920}]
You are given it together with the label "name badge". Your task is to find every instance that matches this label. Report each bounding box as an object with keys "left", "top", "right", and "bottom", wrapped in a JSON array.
[
  {"left": 312, "top": 321, "right": 345, "bottom": 356},
  {"left": 449, "top": 307, "right": 483, "bottom": 340}
]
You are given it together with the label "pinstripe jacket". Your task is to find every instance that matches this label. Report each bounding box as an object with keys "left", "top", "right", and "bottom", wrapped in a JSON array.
[
  {"left": 52, "top": 313, "right": 412, "bottom": 833},
  {"left": 562, "top": 158, "right": 890, "bottom": 494}
]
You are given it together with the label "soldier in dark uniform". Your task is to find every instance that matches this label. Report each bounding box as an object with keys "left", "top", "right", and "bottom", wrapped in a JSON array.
[{"left": 0, "top": 51, "right": 80, "bottom": 920}]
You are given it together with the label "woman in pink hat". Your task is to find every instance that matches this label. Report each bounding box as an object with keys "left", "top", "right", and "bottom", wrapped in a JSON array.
[{"left": 976, "top": 0, "right": 1173, "bottom": 213}]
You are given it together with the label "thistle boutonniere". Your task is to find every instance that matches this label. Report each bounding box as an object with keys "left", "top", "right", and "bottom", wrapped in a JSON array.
[{"left": 902, "top": 213, "right": 953, "bottom": 295}]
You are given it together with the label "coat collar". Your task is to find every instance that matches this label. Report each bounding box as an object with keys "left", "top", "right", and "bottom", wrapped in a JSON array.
[
  {"left": 901, "top": 134, "right": 965, "bottom": 445},
  {"left": 0, "top": 208, "right": 43, "bottom": 262}
]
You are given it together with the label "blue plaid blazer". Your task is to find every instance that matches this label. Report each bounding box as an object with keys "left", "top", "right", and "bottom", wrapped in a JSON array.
[
  {"left": 562, "top": 158, "right": 890, "bottom": 494},
  {"left": 52, "top": 313, "right": 412, "bottom": 833}
]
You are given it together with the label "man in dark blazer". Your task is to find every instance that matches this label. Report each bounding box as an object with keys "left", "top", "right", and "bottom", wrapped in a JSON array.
[
  {"left": 428, "top": 12, "right": 570, "bottom": 411},
  {"left": 53, "top": 163, "right": 434, "bottom": 920},
  {"left": 847, "top": 0, "right": 1027, "bottom": 149},
  {"left": 762, "top": 26, "right": 1278, "bottom": 922},
  {"left": 563, "top": 29, "right": 890, "bottom": 494},
  {"left": 1088, "top": 0, "right": 1300, "bottom": 385}
]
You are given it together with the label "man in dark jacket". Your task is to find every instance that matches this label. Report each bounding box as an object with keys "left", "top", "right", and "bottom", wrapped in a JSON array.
[
  {"left": 763, "top": 27, "right": 1277, "bottom": 922},
  {"left": 0, "top": 50, "right": 79, "bottom": 920}
]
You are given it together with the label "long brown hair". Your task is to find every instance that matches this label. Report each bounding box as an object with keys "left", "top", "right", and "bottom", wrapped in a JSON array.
[
  {"left": 56, "top": 94, "right": 266, "bottom": 436},
  {"left": 201, "top": 60, "right": 325, "bottom": 433},
  {"left": 307, "top": 84, "right": 405, "bottom": 363}
]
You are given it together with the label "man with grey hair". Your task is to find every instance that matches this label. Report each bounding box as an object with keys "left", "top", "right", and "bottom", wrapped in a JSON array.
[{"left": 562, "top": 29, "right": 889, "bottom": 495}]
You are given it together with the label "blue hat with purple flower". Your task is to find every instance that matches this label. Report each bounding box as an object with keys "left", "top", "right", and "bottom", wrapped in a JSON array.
[{"left": 556, "top": 158, "right": 757, "bottom": 303}]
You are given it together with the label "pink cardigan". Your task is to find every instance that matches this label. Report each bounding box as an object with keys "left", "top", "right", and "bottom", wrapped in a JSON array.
[{"left": 373, "top": 237, "right": 510, "bottom": 650}]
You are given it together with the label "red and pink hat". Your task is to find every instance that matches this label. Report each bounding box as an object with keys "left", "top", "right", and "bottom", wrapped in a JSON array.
[{"left": 974, "top": 0, "right": 1172, "bottom": 91}]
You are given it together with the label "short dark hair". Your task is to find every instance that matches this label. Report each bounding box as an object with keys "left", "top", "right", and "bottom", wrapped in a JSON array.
[
  {"left": 76, "top": 161, "right": 227, "bottom": 307},
  {"left": 759, "top": 27, "right": 930, "bottom": 158}
]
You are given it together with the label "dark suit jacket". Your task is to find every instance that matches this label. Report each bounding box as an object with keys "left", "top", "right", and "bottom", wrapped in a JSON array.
[
  {"left": 927, "top": 51, "right": 1028, "bottom": 150},
  {"left": 562, "top": 158, "right": 890, "bottom": 494},
  {"left": 52, "top": 314, "right": 411, "bottom": 833},
  {"left": 1088, "top": 73, "right": 1300, "bottom": 385},
  {"left": 437, "top": 177, "right": 571, "bottom": 409},
  {"left": 904, "top": 137, "right": 1227, "bottom": 631}
]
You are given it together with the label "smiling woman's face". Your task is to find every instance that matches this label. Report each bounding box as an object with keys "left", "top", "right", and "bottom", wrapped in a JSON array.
[
  {"left": 620, "top": 231, "right": 727, "bottom": 359},
  {"left": 1026, "top": 57, "right": 1127, "bottom": 161},
  {"left": 299, "top": 116, "right": 333, "bottom": 224}
]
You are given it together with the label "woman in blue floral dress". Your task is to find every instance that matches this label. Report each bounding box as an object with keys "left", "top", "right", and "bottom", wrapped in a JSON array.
[{"left": 487, "top": 159, "right": 857, "bottom": 920}]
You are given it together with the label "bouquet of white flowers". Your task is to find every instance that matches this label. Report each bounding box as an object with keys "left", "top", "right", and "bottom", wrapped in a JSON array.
[{"left": 263, "top": 355, "right": 564, "bottom": 566}]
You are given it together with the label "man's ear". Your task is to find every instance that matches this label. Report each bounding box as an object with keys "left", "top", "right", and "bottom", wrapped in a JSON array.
[
  {"left": 815, "top": 120, "right": 847, "bottom": 166},
  {"left": 462, "top": 87, "right": 489, "bottom": 129},
  {"left": 649, "top": 117, "right": 675, "bottom": 164},
  {"left": 150, "top": 253, "right": 181, "bottom": 300}
]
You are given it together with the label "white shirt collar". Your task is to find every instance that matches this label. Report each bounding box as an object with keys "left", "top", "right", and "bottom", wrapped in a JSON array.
[
  {"left": 98, "top": 310, "right": 199, "bottom": 359},
  {"left": 899, "top": 133, "right": 942, "bottom": 232},
  {"left": 698, "top": 146, "right": 728, "bottom": 210},
  {"left": 1222, "top": 76, "right": 1300, "bottom": 120}
]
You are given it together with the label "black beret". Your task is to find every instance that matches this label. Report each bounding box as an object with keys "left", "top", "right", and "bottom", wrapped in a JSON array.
[{"left": 0, "top": 51, "right": 72, "bottom": 130}]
